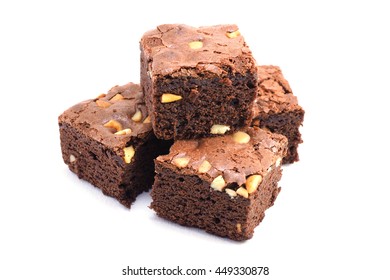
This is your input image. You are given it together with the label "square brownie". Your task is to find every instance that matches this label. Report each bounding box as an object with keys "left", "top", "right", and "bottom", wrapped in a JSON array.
[
  {"left": 58, "top": 83, "right": 171, "bottom": 207},
  {"left": 140, "top": 24, "right": 258, "bottom": 140},
  {"left": 150, "top": 127, "right": 288, "bottom": 241},
  {"left": 252, "top": 65, "right": 305, "bottom": 163}
]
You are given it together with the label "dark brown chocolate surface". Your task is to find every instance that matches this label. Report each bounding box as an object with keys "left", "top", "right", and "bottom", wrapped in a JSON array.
[
  {"left": 140, "top": 24, "right": 258, "bottom": 140},
  {"left": 151, "top": 127, "right": 287, "bottom": 240},
  {"left": 59, "top": 83, "right": 171, "bottom": 207},
  {"left": 252, "top": 65, "right": 305, "bottom": 163}
]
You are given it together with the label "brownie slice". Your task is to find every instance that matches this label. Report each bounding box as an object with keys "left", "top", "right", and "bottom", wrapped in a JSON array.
[
  {"left": 252, "top": 65, "right": 305, "bottom": 163},
  {"left": 150, "top": 127, "right": 287, "bottom": 241},
  {"left": 58, "top": 83, "right": 171, "bottom": 207},
  {"left": 140, "top": 24, "right": 258, "bottom": 140}
]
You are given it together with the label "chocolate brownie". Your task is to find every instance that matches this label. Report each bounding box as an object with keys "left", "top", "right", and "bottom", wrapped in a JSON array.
[
  {"left": 150, "top": 127, "right": 288, "bottom": 241},
  {"left": 58, "top": 83, "right": 171, "bottom": 207},
  {"left": 252, "top": 65, "right": 305, "bottom": 163},
  {"left": 140, "top": 24, "right": 258, "bottom": 140}
]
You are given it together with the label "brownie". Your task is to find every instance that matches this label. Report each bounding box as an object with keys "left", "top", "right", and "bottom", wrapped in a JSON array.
[
  {"left": 252, "top": 65, "right": 305, "bottom": 163},
  {"left": 150, "top": 127, "right": 288, "bottom": 241},
  {"left": 58, "top": 83, "right": 171, "bottom": 207},
  {"left": 140, "top": 24, "right": 258, "bottom": 140}
]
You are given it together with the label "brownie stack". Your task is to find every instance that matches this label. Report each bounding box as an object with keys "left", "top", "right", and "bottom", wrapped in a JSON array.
[{"left": 58, "top": 24, "right": 304, "bottom": 241}]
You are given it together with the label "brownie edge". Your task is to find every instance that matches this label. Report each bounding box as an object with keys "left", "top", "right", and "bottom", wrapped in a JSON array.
[
  {"left": 252, "top": 65, "right": 305, "bottom": 163},
  {"left": 59, "top": 83, "right": 171, "bottom": 207},
  {"left": 151, "top": 127, "right": 288, "bottom": 240}
]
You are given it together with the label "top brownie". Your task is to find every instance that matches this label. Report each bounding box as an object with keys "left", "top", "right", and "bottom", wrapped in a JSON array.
[{"left": 140, "top": 24, "right": 258, "bottom": 140}]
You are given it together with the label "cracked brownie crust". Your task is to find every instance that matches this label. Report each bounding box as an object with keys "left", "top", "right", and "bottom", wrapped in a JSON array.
[
  {"left": 140, "top": 24, "right": 258, "bottom": 140},
  {"left": 252, "top": 65, "right": 305, "bottom": 163},
  {"left": 58, "top": 83, "right": 171, "bottom": 207},
  {"left": 151, "top": 127, "right": 288, "bottom": 240}
]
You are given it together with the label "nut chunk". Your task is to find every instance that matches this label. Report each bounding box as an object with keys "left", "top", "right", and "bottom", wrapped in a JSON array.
[
  {"left": 58, "top": 83, "right": 171, "bottom": 208},
  {"left": 140, "top": 24, "right": 258, "bottom": 140},
  {"left": 151, "top": 127, "right": 288, "bottom": 241}
]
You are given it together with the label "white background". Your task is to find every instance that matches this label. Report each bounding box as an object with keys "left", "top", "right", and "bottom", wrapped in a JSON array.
[{"left": 1, "top": 1, "right": 389, "bottom": 279}]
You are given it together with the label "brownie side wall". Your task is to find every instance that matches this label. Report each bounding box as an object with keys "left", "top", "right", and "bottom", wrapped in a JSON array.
[
  {"left": 245, "top": 166, "right": 283, "bottom": 237},
  {"left": 149, "top": 62, "right": 257, "bottom": 140},
  {"left": 59, "top": 122, "right": 170, "bottom": 207},
  {"left": 151, "top": 161, "right": 282, "bottom": 241},
  {"left": 151, "top": 162, "right": 249, "bottom": 240},
  {"left": 253, "top": 110, "right": 304, "bottom": 163},
  {"left": 121, "top": 133, "right": 172, "bottom": 205},
  {"left": 60, "top": 122, "right": 126, "bottom": 197}
]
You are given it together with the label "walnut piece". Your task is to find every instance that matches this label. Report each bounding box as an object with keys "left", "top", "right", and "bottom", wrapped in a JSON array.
[
  {"left": 110, "top": 93, "right": 124, "bottom": 102},
  {"left": 161, "top": 93, "right": 182, "bottom": 103},
  {"left": 188, "top": 41, "right": 203, "bottom": 49},
  {"left": 226, "top": 30, "right": 241, "bottom": 38},
  {"left": 198, "top": 160, "right": 212, "bottom": 173},
  {"left": 103, "top": 120, "right": 122, "bottom": 132},
  {"left": 143, "top": 115, "right": 151, "bottom": 123},
  {"left": 232, "top": 131, "right": 250, "bottom": 144},
  {"left": 172, "top": 156, "right": 191, "bottom": 168},
  {"left": 132, "top": 110, "right": 142, "bottom": 122},
  {"left": 69, "top": 154, "right": 76, "bottom": 163},
  {"left": 114, "top": 128, "right": 132, "bottom": 135},
  {"left": 123, "top": 146, "right": 135, "bottom": 164},
  {"left": 236, "top": 187, "right": 248, "bottom": 198},
  {"left": 96, "top": 100, "right": 111, "bottom": 108},
  {"left": 245, "top": 175, "right": 263, "bottom": 194},
  {"left": 210, "top": 124, "right": 230, "bottom": 135},
  {"left": 225, "top": 188, "right": 237, "bottom": 198},
  {"left": 210, "top": 175, "right": 226, "bottom": 191}
]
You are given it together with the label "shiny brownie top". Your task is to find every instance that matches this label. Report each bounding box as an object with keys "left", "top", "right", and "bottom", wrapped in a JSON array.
[
  {"left": 58, "top": 83, "right": 152, "bottom": 150},
  {"left": 141, "top": 24, "right": 256, "bottom": 76},
  {"left": 254, "top": 65, "right": 303, "bottom": 115}
]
